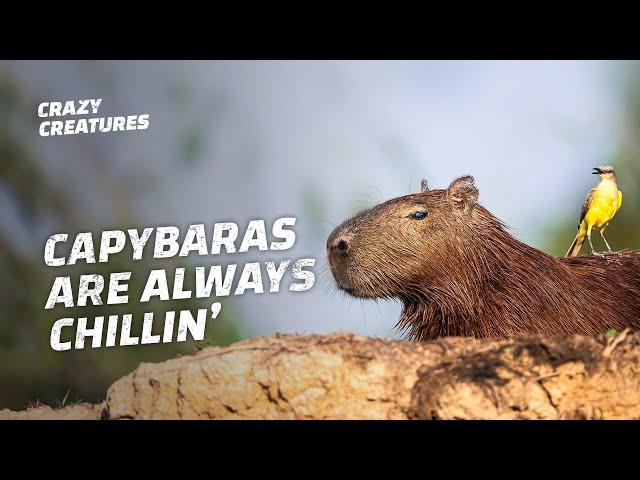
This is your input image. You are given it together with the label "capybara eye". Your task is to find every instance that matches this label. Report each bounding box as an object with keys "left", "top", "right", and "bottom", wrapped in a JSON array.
[{"left": 409, "top": 210, "right": 428, "bottom": 220}]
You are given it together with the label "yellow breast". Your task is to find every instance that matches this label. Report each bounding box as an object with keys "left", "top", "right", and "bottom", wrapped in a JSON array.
[{"left": 585, "top": 181, "right": 620, "bottom": 229}]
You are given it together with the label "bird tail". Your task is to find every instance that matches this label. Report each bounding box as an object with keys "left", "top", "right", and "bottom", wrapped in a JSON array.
[{"left": 565, "top": 225, "right": 586, "bottom": 257}]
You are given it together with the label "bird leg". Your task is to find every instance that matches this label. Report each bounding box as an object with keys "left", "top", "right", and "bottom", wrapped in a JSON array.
[
  {"left": 599, "top": 227, "right": 613, "bottom": 253},
  {"left": 588, "top": 232, "right": 603, "bottom": 256}
]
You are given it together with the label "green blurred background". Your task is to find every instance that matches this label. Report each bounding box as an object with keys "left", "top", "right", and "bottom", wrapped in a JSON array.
[{"left": 1, "top": 61, "right": 639, "bottom": 410}]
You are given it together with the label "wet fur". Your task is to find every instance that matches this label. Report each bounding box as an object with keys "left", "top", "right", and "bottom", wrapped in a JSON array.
[{"left": 328, "top": 179, "right": 640, "bottom": 340}]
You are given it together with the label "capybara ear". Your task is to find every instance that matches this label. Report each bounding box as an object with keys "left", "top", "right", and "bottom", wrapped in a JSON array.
[
  {"left": 420, "top": 179, "right": 429, "bottom": 192},
  {"left": 448, "top": 175, "right": 478, "bottom": 212}
]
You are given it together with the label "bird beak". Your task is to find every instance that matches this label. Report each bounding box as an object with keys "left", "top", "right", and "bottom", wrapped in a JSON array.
[{"left": 592, "top": 167, "right": 601, "bottom": 175}]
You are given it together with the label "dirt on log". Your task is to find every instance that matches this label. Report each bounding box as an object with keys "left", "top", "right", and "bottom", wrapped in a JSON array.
[{"left": 2, "top": 331, "right": 639, "bottom": 420}]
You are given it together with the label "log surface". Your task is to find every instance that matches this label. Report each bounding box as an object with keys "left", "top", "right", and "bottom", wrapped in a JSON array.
[{"left": 2, "top": 331, "right": 639, "bottom": 419}]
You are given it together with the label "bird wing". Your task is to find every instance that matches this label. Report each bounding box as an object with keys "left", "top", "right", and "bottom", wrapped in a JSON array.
[
  {"left": 618, "top": 190, "right": 623, "bottom": 210},
  {"left": 579, "top": 187, "right": 596, "bottom": 225}
]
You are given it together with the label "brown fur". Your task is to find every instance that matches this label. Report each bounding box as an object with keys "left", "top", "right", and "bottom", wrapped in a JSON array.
[{"left": 327, "top": 175, "right": 640, "bottom": 340}]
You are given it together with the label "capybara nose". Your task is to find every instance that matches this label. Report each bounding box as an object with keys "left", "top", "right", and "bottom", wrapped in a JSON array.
[
  {"left": 336, "top": 238, "right": 349, "bottom": 255},
  {"left": 329, "top": 236, "right": 350, "bottom": 256}
]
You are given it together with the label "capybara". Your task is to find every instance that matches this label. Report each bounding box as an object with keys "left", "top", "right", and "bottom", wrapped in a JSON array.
[{"left": 327, "top": 175, "right": 640, "bottom": 340}]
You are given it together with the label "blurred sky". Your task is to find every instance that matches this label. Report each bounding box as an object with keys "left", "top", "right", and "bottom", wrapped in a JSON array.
[{"left": 2, "top": 60, "right": 627, "bottom": 339}]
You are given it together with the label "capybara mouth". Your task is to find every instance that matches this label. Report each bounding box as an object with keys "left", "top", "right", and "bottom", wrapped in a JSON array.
[
  {"left": 331, "top": 273, "right": 374, "bottom": 298},
  {"left": 327, "top": 254, "right": 356, "bottom": 295}
]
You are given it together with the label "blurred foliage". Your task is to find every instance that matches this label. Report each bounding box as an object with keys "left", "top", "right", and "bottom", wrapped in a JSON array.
[
  {"left": 0, "top": 71, "right": 244, "bottom": 410},
  {"left": 543, "top": 64, "right": 640, "bottom": 257},
  {"left": 302, "top": 188, "right": 328, "bottom": 237},
  {"left": 605, "top": 329, "right": 620, "bottom": 338}
]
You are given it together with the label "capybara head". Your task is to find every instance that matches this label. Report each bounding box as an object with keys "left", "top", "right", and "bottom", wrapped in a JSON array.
[{"left": 327, "top": 175, "right": 480, "bottom": 300}]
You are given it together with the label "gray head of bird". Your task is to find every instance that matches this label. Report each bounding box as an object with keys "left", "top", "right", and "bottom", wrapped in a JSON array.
[{"left": 593, "top": 165, "right": 616, "bottom": 180}]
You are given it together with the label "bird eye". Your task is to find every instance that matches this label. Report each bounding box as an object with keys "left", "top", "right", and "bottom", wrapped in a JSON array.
[{"left": 409, "top": 210, "right": 428, "bottom": 220}]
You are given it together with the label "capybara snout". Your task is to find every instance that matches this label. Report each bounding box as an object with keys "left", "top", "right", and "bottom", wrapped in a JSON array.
[{"left": 327, "top": 222, "right": 360, "bottom": 295}]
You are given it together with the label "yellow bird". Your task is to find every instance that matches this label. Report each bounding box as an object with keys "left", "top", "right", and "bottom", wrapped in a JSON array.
[{"left": 566, "top": 165, "right": 622, "bottom": 257}]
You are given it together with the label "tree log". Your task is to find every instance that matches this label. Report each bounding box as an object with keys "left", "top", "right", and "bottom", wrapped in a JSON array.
[{"left": 2, "top": 331, "right": 639, "bottom": 419}]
